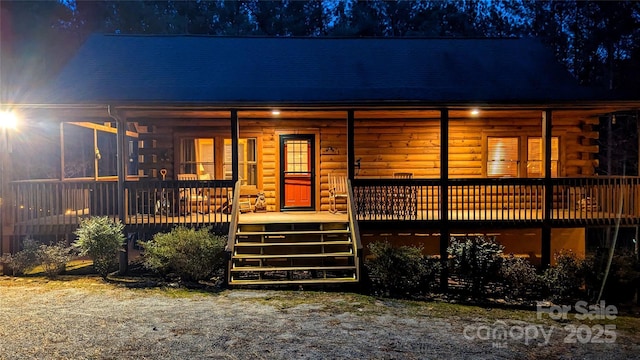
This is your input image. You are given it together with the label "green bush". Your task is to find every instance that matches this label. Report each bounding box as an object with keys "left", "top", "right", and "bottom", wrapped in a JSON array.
[
  {"left": 141, "top": 226, "right": 226, "bottom": 282},
  {"left": 583, "top": 251, "right": 640, "bottom": 304},
  {"left": 542, "top": 250, "right": 585, "bottom": 303},
  {"left": 500, "top": 255, "right": 542, "bottom": 300},
  {"left": 448, "top": 236, "right": 504, "bottom": 297},
  {"left": 74, "top": 216, "right": 126, "bottom": 279},
  {"left": 1, "top": 238, "right": 40, "bottom": 276},
  {"left": 365, "top": 241, "right": 436, "bottom": 298},
  {"left": 38, "top": 242, "right": 72, "bottom": 278}
]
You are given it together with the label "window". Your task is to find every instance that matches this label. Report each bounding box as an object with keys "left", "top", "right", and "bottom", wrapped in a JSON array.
[
  {"left": 487, "top": 137, "right": 519, "bottom": 177},
  {"left": 178, "top": 138, "right": 215, "bottom": 177},
  {"left": 527, "top": 137, "right": 559, "bottom": 177},
  {"left": 285, "top": 140, "right": 309, "bottom": 173},
  {"left": 223, "top": 138, "right": 257, "bottom": 185}
]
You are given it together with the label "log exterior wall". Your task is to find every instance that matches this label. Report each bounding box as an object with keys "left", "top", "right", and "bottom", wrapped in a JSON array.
[{"left": 132, "top": 113, "right": 598, "bottom": 213}]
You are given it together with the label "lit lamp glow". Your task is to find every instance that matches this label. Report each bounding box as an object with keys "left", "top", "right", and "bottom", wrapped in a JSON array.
[
  {"left": 0, "top": 111, "right": 17, "bottom": 129},
  {"left": 470, "top": 109, "right": 480, "bottom": 116},
  {"left": 271, "top": 110, "right": 281, "bottom": 116}
]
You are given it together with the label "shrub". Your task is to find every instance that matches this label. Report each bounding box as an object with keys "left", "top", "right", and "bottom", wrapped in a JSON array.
[
  {"left": 542, "top": 250, "right": 584, "bottom": 303},
  {"left": 583, "top": 251, "right": 640, "bottom": 304},
  {"left": 365, "top": 241, "right": 434, "bottom": 298},
  {"left": 37, "top": 242, "right": 72, "bottom": 278},
  {"left": 500, "top": 255, "right": 542, "bottom": 300},
  {"left": 448, "top": 236, "right": 504, "bottom": 297},
  {"left": 141, "top": 226, "right": 226, "bottom": 282},
  {"left": 74, "top": 216, "right": 126, "bottom": 279},
  {"left": 1, "top": 238, "right": 40, "bottom": 276}
]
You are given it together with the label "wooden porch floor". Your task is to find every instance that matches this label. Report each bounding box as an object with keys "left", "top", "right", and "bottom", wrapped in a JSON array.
[{"left": 238, "top": 211, "right": 348, "bottom": 224}]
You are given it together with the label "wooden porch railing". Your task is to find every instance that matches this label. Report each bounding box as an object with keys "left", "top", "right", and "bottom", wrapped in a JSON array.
[
  {"left": 11, "top": 180, "right": 118, "bottom": 235},
  {"left": 551, "top": 177, "right": 640, "bottom": 225},
  {"left": 125, "top": 179, "right": 234, "bottom": 232},
  {"left": 352, "top": 177, "right": 640, "bottom": 225},
  {"left": 9, "top": 177, "right": 640, "bottom": 238},
  {"left": 9, "top": 179, "right": 234, "bottom": 236}
]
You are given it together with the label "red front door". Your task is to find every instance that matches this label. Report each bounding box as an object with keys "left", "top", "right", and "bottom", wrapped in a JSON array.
[{"left": 280, "top": 135, "right": 315, "bottom": 210}]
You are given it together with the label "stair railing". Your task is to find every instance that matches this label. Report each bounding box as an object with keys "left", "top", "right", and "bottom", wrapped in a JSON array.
[
  {"left": 226, "top": 180, "right": 242, "bottom": 253},
  {"left": 347, "top": 179, "right": 362, "bottom": 280}
]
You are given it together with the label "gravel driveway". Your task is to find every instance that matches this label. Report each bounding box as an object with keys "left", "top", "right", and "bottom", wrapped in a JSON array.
[{"left": 0, "top": 277, "right": 638, "bottom": 359}]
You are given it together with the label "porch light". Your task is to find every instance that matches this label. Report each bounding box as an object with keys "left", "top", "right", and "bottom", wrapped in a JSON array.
[
  {"left": 470, "top": 109, "right": 480, "bottom": 116},
  {"left": 271, "top": 110, "right": 281, "bottom": 116},
  {"left": 0, "top": 111, "right": 17, "bottom": 129}
]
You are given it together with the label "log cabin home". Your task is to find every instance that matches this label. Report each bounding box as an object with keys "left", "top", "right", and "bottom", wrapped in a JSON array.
[{"left": 1, "top": 35, "right": 639, "bottom": 286}]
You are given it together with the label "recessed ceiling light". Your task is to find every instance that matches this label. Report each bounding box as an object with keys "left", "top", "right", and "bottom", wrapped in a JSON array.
[
  {"left": 470, "top": 109, "right": 480, "bottom": 116},
  {"left": 271, "top": 110, "right": 281, "bottom": 116}
]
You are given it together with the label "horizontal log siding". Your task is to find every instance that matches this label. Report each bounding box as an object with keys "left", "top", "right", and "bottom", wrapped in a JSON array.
[
  {"left": 236, "top": 118, "right": 347, "bottom": 212},
  {"left": 353, "top": 116, "right": 596, "bottom": 178},
  {"left": 135, "top": 114, "right": 596, "bottom": 214}
]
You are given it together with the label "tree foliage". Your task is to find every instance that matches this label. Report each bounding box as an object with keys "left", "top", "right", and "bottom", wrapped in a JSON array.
[{"left": 4, "top": 0, "right": 640, "bottom": 91}]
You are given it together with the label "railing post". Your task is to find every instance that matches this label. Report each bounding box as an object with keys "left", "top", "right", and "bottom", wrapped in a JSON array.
[
  {"left": 231, "top": 110, "right": 239, "bottom": 183},
  {"left": 110, "top": 105, "right": 129, "bottom": 274},
  {"left": 439, "top": 109, "right": 449, "bottom": 291},
  {"left": 541, "top": 110, "right": 553, "bottom": 269},
  {"left": 347, "top": 110, "right": 355, "bottom": 181}
]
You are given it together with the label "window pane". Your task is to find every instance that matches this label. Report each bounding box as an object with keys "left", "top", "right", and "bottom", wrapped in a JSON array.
[
  {"left": 527, "top": 137, "right": 559, "bottom": 177},
  {"left": 179, "top": 138, "right": 214, "bottom": 176},
  {"left": 223, "top": 138, "right": 257, "bottom": 185},
  {"left": 286, "top": 140, "right": 308, "bottom": 173},
  {"left": 487, "top": 137, "right": 519, "bottom": 177}
]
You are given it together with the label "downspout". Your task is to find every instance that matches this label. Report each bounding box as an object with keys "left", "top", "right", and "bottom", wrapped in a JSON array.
[{"left": 108, "top": 105, "right": 128, "bottom": 274}]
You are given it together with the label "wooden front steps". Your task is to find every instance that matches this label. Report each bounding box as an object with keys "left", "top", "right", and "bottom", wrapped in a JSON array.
[{"left": 228, "top": 221, "right": 359, "bottom": 285}]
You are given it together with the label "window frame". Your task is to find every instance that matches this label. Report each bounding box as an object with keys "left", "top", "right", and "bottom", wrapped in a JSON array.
[
  {"left": 482, "top": 131, "right": 563, "bottom": 178},
  {"left": 175, "top": 131, "right": 262, "bottom": 189}
]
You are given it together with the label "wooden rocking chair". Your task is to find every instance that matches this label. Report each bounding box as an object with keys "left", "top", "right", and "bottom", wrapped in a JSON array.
[{"left": 328, "top": 173, "right": 348, "bottom": 213}]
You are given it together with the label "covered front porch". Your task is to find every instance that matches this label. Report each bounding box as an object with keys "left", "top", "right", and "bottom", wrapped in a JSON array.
[{"left": 2, "top": 106, "right": 640, "bottom": 273}]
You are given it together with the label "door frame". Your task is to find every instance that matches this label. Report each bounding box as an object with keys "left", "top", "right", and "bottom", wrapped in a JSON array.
[{"left": 276, "top": 130, "right": 320, "bottom": 211}]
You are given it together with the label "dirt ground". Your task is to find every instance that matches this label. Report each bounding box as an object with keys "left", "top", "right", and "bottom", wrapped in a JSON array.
[{"left": 0, "top": 276, "right": 639, "bottom": 360}]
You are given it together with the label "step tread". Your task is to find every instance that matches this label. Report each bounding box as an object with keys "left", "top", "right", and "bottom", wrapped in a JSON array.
[
  {"left": 230, "top": 265, "right": 357, "bottom": 272},
  {"left": 232, "top": 252, "right": 353, "bottom": 259},
  {"left": 234, "top": 241, "right": 353, "bottom": 247},
  {"left": 229, "top": 278, "right": 358, "bottom": 285},
  {"left": 236, "top": 229, "right": 350, "bottom": 236}
]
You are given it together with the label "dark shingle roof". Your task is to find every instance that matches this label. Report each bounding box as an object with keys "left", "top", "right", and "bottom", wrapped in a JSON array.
[{"left": 28, "top": 34, "right": 603, "bottom": 105}]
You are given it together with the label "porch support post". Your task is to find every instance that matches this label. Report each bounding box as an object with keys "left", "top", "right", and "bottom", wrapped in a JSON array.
[
  {"left": 231, "top": 109, "right": 239, "bottom": 183},
  {"left": 439, "top": 109, "right": 449, "bottom": 291},
  {"left": 542, "top": 109, "right": 553, "bottom": 269},
  {"left": 347, "top": 110, "right": 355, "bottom": 180},
  {"left": 0, "top": 126, "right": 11, "bottom": 258},
  {"left": 110, "top": 106, "right": 128, "bottom": 274}
]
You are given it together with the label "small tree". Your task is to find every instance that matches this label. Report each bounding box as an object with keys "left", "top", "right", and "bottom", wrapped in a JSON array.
[
  {"left": 141, "top": 226, "right": 226, "bottom": 282},
  {"left": 74, "top": 216, "right": 125, "bottom": 279}
]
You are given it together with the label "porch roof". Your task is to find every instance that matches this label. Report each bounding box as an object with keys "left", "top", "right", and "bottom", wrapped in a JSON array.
[{"left": 23, "top": 35, "right": 615, "bottom": 106}]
